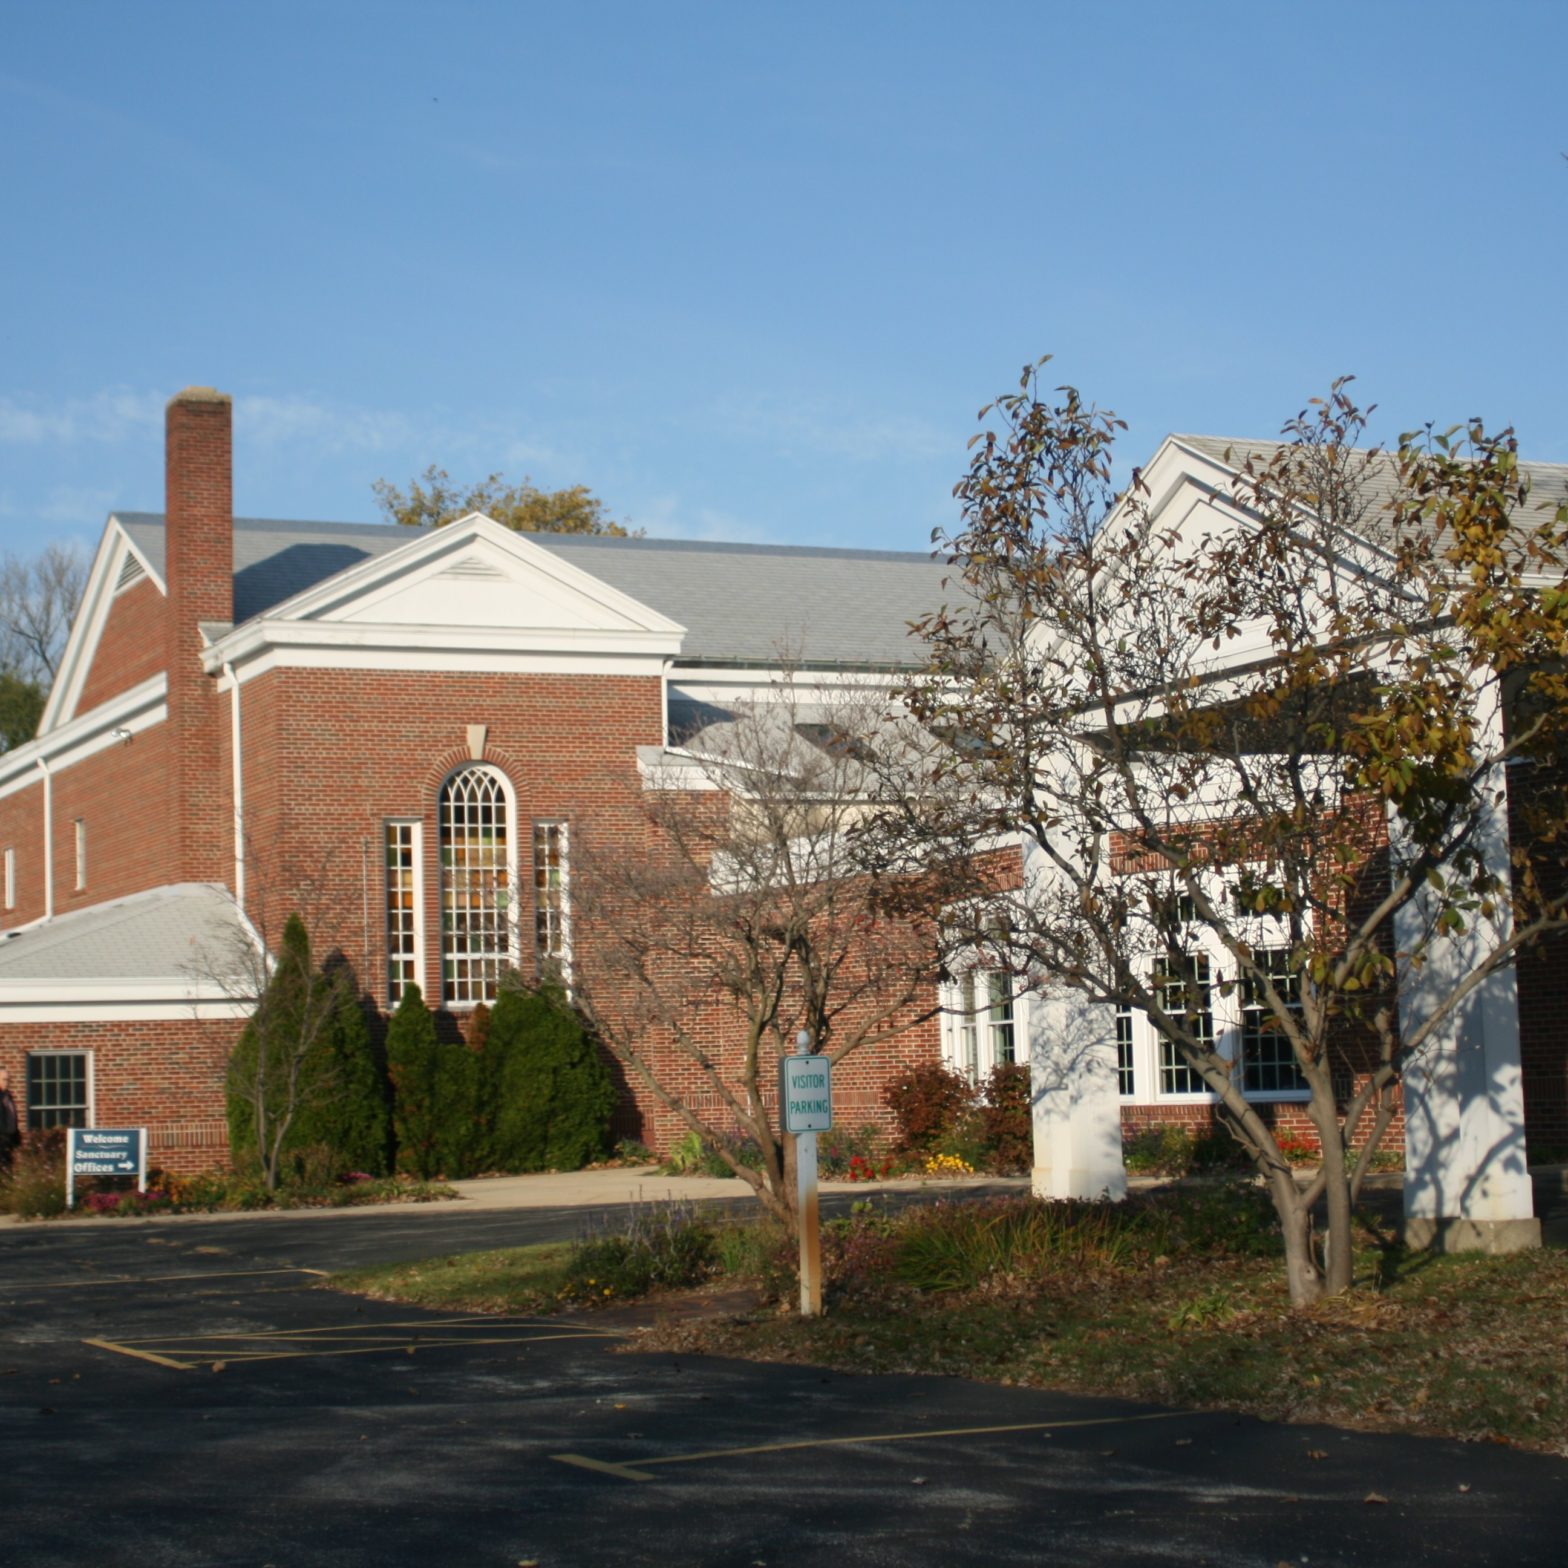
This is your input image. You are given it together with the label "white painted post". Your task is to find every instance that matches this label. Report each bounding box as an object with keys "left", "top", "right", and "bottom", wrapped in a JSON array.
[
  {"left": 792, "top": 1029, "right": 823, "bottom": 1317},
  {"left": 1396, "top": 681, "right": 1539, "bottom": 1253}
]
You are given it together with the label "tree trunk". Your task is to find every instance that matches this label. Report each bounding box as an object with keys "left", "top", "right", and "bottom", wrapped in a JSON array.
[
  {"left": 1270, "top": 1171, "right": 1324, "bottom": 1307},
  {"left": 1312, "top": 1103, "right": 1356, "bottom": 1296}
]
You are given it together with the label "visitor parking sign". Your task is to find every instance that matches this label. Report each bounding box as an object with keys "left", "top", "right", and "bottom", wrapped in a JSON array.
[{"left": 780, "top": 1053, "right": 833, "bottom": 1133}]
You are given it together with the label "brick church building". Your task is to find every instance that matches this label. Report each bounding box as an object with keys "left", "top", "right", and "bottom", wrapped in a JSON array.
[
  {"left": 0, "top": 388, "right": 954, "bottom": 1171},
  {"left": 0, "top": 388, "right": 1561, "bottom": 1249}
]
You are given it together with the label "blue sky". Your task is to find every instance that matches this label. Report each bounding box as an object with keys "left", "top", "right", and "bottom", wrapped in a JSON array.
[{"left": 2, "top": 1, "right": 1565, "bottom": 559}]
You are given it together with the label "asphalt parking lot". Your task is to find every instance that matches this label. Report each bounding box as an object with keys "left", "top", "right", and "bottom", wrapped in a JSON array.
[{"left": 3, "top": 1206, "right": 1565, "bottom": 1568}]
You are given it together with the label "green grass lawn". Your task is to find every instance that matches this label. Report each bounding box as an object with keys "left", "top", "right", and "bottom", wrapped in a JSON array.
[
  {"left": 326, "top": 1188, "right": 1568, "bottom": 1455},
  {"left": 333, "top": 1240, "right": 575, "bottom": 1314}
]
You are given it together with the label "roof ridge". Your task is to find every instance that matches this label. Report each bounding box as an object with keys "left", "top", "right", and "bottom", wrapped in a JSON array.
[{"left": 117, "top": 510, "right": 941, "bottom": 560}]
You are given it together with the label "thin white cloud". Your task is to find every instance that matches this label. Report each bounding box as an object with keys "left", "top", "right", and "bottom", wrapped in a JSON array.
[
  {"left": 237, "top": 394, "right": 415, "bottom": 456},
  {"left": 0, "top": 389, "right": 162, "bottom": 447}
]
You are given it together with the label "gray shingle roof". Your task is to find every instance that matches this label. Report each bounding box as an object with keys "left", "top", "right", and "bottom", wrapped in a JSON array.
[
  {"left": 0, "top": 884, "right": 252, "bottom": 982},
  {"left": 114, "top": 514, "right": 955, "bottom": 668}
]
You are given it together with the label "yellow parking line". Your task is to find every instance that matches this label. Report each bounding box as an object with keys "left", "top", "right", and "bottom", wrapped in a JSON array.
[
  {"left": 551, "top": 1410, "right": 1191, "bottom": 1482},
  {"left": 81, "top": 1337, "right": 193, "bottom": 1371},
  {"left": 106, "top": 1316, "right": 619, "bottom": 1345},
  {"left": 553, "top": 1454, "right": 659, "bottom": 1482},
  {"left": 85, "top": 1325, "right": 619, "bottom": 1368},
  {"left": 34, "top": 1268, "right": 325, "bottom": 1290}
]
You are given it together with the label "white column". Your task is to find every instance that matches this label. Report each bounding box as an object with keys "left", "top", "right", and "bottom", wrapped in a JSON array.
[
  {"left": 1396, "top": 680, "right": 1539, "bottom": 1253},
  {"left": 1029, "top": 985, "right": 1128, "bottom": 1201},
  {"left": 1023, "top": 840, "right": 1128, "bottom": 1201}
]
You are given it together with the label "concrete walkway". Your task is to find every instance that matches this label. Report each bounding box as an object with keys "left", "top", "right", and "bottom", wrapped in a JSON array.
[{"left": 0, "top": 1163, "right": 1028, "bottom": 1230}]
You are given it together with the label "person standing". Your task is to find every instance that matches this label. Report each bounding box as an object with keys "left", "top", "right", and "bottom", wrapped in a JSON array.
[{"left": 0, "top": 1067, "right": 20, "bottom": 1172}]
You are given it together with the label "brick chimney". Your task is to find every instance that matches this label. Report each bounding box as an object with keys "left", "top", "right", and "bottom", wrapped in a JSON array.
[{"left": 165, "top": 387, "right": 233, "bottom": 887}]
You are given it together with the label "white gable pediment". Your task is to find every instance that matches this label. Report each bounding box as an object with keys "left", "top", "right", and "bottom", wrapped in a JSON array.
[
  {"left": 323, "top": 524, "right": 655, "bottom": 635},
  {"left": 205, "top": 514, "right": 687, "bottom": 675}
]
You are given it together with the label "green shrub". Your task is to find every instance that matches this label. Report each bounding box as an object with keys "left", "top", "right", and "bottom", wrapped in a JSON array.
[
  {"left": 894, "top": 1196, "right": 1146, "bottom": 1291},
  {"left": 387, "top": 983, "right": 444, "bottom": 1179},
  {"left": 883, "top": 1063, "right": 976, "bottom": 1154},
  {"left": 227, "top": 917, "right": 393, "bottom": 1186},
  {"left": 979, "top": 1063, "right": 1032, "bottom": 1174},
  {"left": 561, "top": 1203, "right": 719, "bottom": 1301},
  {"left": 489, "top": 981, "right": 615, "bottom": 1172},
  {"left": 226, "top": 913, "right": 323, "bottom": 1184},
  {"left": 0, "top": 1127, "right": 68, "bottom": 1218},
  {"left": 289, "top": 977, "right": 391, "bottom": 1177},
  {"left": 1135, "top": 1178, "right": 1280, "bottom": 1258},
  {"left": 660, "top": 1128, "right": 762, "bottom": 1178},
  {"left": 1123, "top": 1122, "right": 1253, "bottom": 1178}
]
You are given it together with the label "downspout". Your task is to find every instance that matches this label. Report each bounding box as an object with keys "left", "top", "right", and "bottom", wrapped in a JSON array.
[
  {"left": 36, "top": 756, "right": 52, "bottom": 921},
  {"left": 223, "top": 663, "right": 244, "bottom": 907}
]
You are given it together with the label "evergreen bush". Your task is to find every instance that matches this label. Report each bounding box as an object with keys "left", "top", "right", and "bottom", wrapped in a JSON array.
[
  {"left": 386, "top": 982, "right": 444, "bottom": 1179},
  {"left": 488, "top": 981, "right": 615, "bottom": 1171},
  {"left": 290, "top": 971, "right": 391, "bottom": 1176},
  {"left": 226, "top": 914, "right": 332, "bottom": 1187}
]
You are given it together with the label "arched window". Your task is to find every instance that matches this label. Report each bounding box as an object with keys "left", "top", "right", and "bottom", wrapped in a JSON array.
[{"left": 439, "top": 765, "right": 516, "bottom": 1004}]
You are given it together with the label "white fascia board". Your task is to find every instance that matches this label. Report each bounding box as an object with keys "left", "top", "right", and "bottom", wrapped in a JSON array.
[
  {"left": 39, "top": 518, "right": 162, "bottom": 735},
  {"left": 668, "top": 667, "right": 903, "bottom": 707},
  {"left": 215, "top": 634, "right": 676, "bottom": 684},
  {"left": 0, "top": 994, "right": 253, "bottom": 1022},
  {"left": 0, "top": 677, "right": 167, "bottom": 803}
]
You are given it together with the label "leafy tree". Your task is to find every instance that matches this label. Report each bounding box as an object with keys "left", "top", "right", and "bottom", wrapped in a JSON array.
[
  {"left": 372, "top": 465, "right": 636, "bottom": 536},
  {"left": 0, "top": 672, "right": 44, "bottom": 751},
  {"left": 386, "top": 983, "right": 445, "bottom": 1179},
  {"left": 890, "top": 359, "right": 1568, "bottom": 1305},
  {"left": 487, "top": 981, "right": 615, "bottom": 1171}
]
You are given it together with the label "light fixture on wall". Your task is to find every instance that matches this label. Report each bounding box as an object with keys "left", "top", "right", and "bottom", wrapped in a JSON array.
[{"left": 110, "top": 728, "right": 132, "bottom": 745}]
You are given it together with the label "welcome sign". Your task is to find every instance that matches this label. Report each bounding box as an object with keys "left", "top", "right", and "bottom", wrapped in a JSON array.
[{"left": 66, "top": 1127, "right": 147, "bottom": 1207}]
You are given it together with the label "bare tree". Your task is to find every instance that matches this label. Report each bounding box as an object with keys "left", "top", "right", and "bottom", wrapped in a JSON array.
[
  {"left": 0, "top": 542, "right": 88, "bottom": 686},
  {"left": 571, "top": 671, "right": 958, "bottom": 1238},
  {"left": 888, "top": 361, "right": 1568, "bottom": 1306}
]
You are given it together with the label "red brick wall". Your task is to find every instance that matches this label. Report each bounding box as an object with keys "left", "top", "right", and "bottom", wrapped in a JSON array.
[
  {"left": 78, "top": 577, "right": 167, "bottom": 713},
  {"left": 0, "top": 1016, "right": 241, "bottom": 1175},
  {"left": 236, "top": 665, "right": 668, "bottom": 1003},
  {"left": 0, "top": 779, "right": 46, "bottom": 928},
  {"left": 51, "top": 723, "right": 178, "bottom": 910}
]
